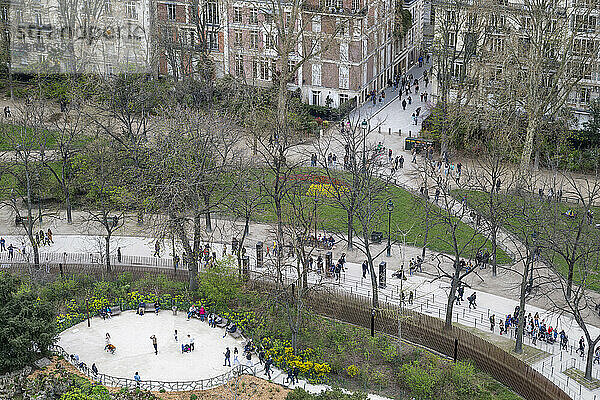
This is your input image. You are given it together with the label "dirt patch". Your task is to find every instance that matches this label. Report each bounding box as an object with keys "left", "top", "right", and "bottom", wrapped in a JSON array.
[
  {"left": 154, "top": 376, "right": 289, "bottom": 400},
  {"left": 28, "top": 358, "right": 289, "bottom": 399}
]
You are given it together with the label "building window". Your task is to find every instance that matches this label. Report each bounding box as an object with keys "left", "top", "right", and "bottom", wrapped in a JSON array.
[
  {"left": 352, "top": 0, "right": 360, "bottom": 11},
  {"left": 312, "top": 63, "right": 321, "bottom": 86},
  {"left": 207, "top": 1, "right": 219, "bottom": 25},
  {"left": 0, "top": 6, "right": 7, "bottom": 21},
  {"left": 235, "top": 55, "right": 244, "bottom": 76},
  {"left": 259, "top": 57, "right": 270, "bottom": 80},
  {"left": 579, "top": 87, "right": 592, "bottom": 104},
  {"left": 285, "top": 12, "right": 291, "bottom": 27},
  {"left": 265, "top": 33, "right": 276, "bottom": 49},
  {"left": 104, "top": 0, "right": 112, "bottom": 14},
  {"left": 208, "top": 31, "right": 218, "bottom": 50},
  {"left": 105, "top": 63, "right": 114, "bottom": 75},
  {"left": 339, "top": 65, "right": 349, "bottom": 89},
  {"left": 288, "top": 59, "right": 297, "bottom": 82},
  {"left": 234, "top": 30, "right": 243, "bottom": 47},
  {"left": 167, "top": 3, "right": 176, "bottom": 20},
  {"left": 312, "top": 15, "right": 321, "bottom": 32},
  {"left": 126, "top": 1, "right": 137, "bottom": 20},
  {"left": 252, "top": 57, "right": 259, "bottom": 78},
  {"left": 339, "top": 93, "right": 349, "bottom": 104},
  {"left": 249, "top": 8, "right": 258, "bottom": 24},
  {"left": 340, "top": 42, "right": 348, "bottom": 62},
  {"left": 250, "top": 30, "right": 259, "bottom": 49},
  {"left": 233, "top": 6, "right": 242, "bottom": 23},
  {"left": 34, "top": 12, "right": 41, "bottom": 25},
  {"left": 312, "top": 90, "right": 321, "bottom": 105}
]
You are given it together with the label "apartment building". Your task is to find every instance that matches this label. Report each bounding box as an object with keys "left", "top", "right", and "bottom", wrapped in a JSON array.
[
  {"left": 155, "top": 0, "right": 225, "bottom": 78},
  {"left": 301, "top": 0, "right": 421, "bottom": 108},
  {"left": 7, "top": 0, "right": 153, "bottom": 74},
  {"left": 429, "top": 0, "right": 600, "bottom": 125}
]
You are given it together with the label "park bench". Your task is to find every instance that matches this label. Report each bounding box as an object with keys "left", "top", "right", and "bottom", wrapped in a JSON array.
[
  {"left": 15, "top": 215, "right": 31, "bottom": 226},
  {"left": 145, "top": 304, "right": 157, "bottom": 313},
  {"left": 110, "top": 306, "right": 122, "bottom": 316},
  {"left": 229, "top": 329, "right": 242, "bottom": 339},
  {"left": 216, "top": 318, "right": 228, "bottom": 328}
]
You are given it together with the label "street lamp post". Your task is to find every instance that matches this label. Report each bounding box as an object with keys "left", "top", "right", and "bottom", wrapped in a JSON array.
[{"left": 387, "top": 200, "right": 394, "bottom": 257}]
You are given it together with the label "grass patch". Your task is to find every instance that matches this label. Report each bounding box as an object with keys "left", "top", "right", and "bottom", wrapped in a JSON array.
[
  {"left": 453, "top": 189, "right": 600, "bottom": 291},
  {"left": 562, "top": 367, "right": 600, "bottom": 390},
  {"left": 458, "top": 323, "right": 551, "bottom": 365}
]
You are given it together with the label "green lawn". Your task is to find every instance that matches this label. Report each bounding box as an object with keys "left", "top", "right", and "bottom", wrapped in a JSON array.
[
  {"left": 453, "top": 189, "right": 600, "bottom": 290},
  {"left": 241, "top": 171, "right": 512, "bottom": 264}
]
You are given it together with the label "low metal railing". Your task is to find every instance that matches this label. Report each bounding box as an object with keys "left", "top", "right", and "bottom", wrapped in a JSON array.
[{"left": 50, "top": 344, "right": 255, "bottom": 391}]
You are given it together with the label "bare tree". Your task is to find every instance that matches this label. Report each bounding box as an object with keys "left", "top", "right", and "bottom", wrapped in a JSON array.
[
  {"left": 144, "top": 107, "right": 238, "bottom": 290},
  {"left": 79, "top": 137, "right": 130, "bottom": 272},
  {"left": 0, "top": 98, "right": 51, "bottom": 268}
]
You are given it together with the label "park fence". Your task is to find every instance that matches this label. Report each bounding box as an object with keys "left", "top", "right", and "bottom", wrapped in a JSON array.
[
  {"left": 247, "top": 274, "right": 571, "bottom": 400},
  {"left": 49, "top": 344, "right": 255, "bottom": 392},
  {"left": 6, "top": 263, "right": 571, "bottom": 400}
]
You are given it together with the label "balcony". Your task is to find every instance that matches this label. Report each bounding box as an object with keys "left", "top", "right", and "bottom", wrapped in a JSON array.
[{"left": 302, "top": 3, "right": 367, "bottom": 17}]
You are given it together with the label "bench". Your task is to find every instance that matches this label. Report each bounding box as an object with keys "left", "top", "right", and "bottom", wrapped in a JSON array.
[
  {"left": 15, "top": 215, "right": 31, "bottom": 226},
  {"left": 216, "top": 318, "right": 228, "bottom": 328},
  {"left": 110, "top": 306, "right": 122, "bottom": 316},
  {"left": 230, "top": 330, "right": 242, "bottom": 339},
  {"left": 145, "top": 304, "right": 157, "bottom": 313}
]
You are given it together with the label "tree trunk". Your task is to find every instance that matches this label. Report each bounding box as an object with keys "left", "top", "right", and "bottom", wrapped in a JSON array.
[
  {"left": 567, "top": 262, "right": 575, "bottom": 299},
  {"left": 65, "top": 187, "right": 73, "bottom": 224},
  {"left": 105, "top": 234, "right": 112, "bottom": 273},
  {"left": 585, "top": 342, "right": 595, "bottom": 380},
  {"left": 347, "top": 210, "right": 353, "bottom": 250},
  {"left": 445, "top": 264, "right": 460, "bottom": 329},
  {"left": 519, "top": 115, "right": 538, "bottom": 173},
  {"left": 514, "top": 259, "right": 529, "bottom": 354},
  {"left": 491, "top": 226, "right": 497, "bottom": 277},
  {"left": 363, "top": 231, "right": 378, "bottom": 308}
]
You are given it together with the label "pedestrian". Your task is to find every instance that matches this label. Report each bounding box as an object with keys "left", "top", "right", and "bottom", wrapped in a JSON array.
[
  {"left": 224, "top": 347, "right": 231, "bottom": 366},
  {"left": 150, "top": 335, "right": 158, "bottom": 355},
  {"left": 457, "top": 285, "right": 464, "bottom": 302},
  {"left": 468, "top": 292, "right": 477, "bottom": 309},
  {"left": 489, "top": 314, "right": 495, "bottom": 332},
  {"left": 134, "top": 372, "right": 141, "bottom": 385},
  {"left": 0, "top": 237, "right": 4, "bottom": 251},
  {"left": 47, "top": 228, "right": 53, "bottom": 243},
  {"left": 264, "top": 357, "right": 273, "bottom": 379},
  {"left": 245, "top": 350, "right": 253, "bottom": 367},
  {"left": 91, "top": 363, "right": 98, "bottom": 375},
  {"left": 117, "top": 247, "right": 122, "bottom": 263},
  {"left": 3, "top": 106, "right": 11, "bottom": 118},
  {"left": 578, "top": 336, "right": 585, "bottom": 357},
  {"left": 174, "top": 329, "right": 178, "bottom": 342},
  {"left": 408, "top": 96, "right": 412, "bottom": 105},
  {"left": 362, "top": 260, "right": 369, "bottom": 278},
  {"left": 188, "top": 334, "right": 194, "bottom": 351},
  {"left": 402, "top": 99, "right": 407, "bottom": 110},
  {"left": 408, "top": 291, "right": 413, "bottom": 305},
  {"left": 8, "top": 243, "right": 14, "bottom": 259},
  {"left": 154, "top": 241, "right": 160, "bottom": 257},
  {"left": 233, "top": 347, "right": 240, "bottom": 365}
]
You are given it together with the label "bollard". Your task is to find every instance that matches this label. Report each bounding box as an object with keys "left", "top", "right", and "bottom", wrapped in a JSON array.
[
  {"left": 487, "top": 308, "right": 489, "bottom": 318},
  {"left": 427, "top": 299, "right": 429, "bottom": 308},
  {"left": 388, "top": 127, "right": 391, "bottom": 135},
  {"left": 421, "top": 304, "right": 423, "bottom": 313},
  {"left": 474, "top": 318, "right": 476, "bottom": 328},
  {"left": 438, "top": 309, "right": 440, "bottom": 317},
  {"left": 378, "top": 126, "right": 381, "bottom": 133},
  {"left": 463, "top": 309, "right": 465, "bottom": 317}
]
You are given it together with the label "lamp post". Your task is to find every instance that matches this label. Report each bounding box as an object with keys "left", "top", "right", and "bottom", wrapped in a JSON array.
[
  {"left": 314, "top": 196, "right": 318, "bottom": 241},
  {"left": 387, "top": 200, "right": 394, "bottom": 257}
]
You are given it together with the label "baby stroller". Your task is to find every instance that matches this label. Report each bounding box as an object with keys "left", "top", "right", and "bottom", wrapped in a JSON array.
[
  {"left": 105, "top": 343, "right": 116, "bottom": 354},
  {"left": 182, "top": 344, "right": 192, "bottom": 353}
]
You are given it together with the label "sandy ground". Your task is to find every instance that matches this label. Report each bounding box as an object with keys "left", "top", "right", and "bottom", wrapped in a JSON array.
[{"left": 58, "top": 311, "right": 257, "bottom": 382}]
